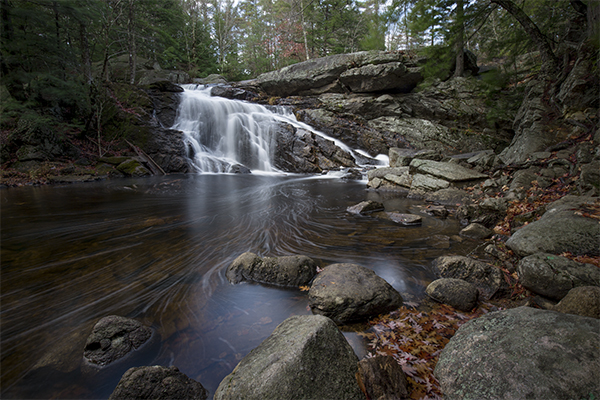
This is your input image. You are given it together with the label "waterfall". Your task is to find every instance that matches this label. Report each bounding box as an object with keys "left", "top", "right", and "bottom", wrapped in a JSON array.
[{"left": 172, "top": 84, "right": 387, "bottom": 173}]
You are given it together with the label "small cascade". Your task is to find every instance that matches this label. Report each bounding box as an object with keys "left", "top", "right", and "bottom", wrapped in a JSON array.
[{"left": 172, "top": 84, "right": 386, "bottom": 173}]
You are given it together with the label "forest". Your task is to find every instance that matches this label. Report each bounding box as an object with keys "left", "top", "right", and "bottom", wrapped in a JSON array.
[{"left": 1, "top": 0, "right": 597, "bottom": 134}]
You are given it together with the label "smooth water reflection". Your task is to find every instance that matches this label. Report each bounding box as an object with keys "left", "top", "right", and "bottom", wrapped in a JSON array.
[{"left": 1, "top": 175, "right": 478, "bottom": 399}]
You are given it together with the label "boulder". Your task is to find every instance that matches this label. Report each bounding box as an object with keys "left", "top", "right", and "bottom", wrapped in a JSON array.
[
  {"left": 516, "top": 253, "right": 599, "bottom": 300},
  {"left": 83, "top": 316, "right": 154, "bottom": 368},
  {"left": 434, "top": 307, "right": 600, "bottom": 400},
  {"left": 357, "top": 356, "right": 409, "bottom": 400},
  {"left": 426, "top": 278, "right": 479, "bottom": 311},
  {"left": 431, "top": 255, "right": 505, "bottom": 301},
  {"left": 339, "top": 62, "right": 422, "bottom": 93},
  {"left": 347, "top": 200, "right": 384, "bottom": 215},
  {"left": 308, "top": 263, "right": 403, "bottom": 323},
  {"left": 506, "top": 196, "right": 600, "bottom": 257},
  {"left": 367, "top": 166, "right": 409, "bottom": 180},
  {"left": 109, "top": 365, "right": 208, "bottom": 400},
  {"left": 214, "top": 315, "right": 363, "bottom": 400},
  {"left": 459, "top": 223, "right": 493, "bottom": 240},
  {"left": 389, "top": 148, "right": 418, "bottom": 167},
  {"left": 226, "top": 252, "right": 317, "bottom": 287},
  {"left": 409, "top": 159, "right": 488, "bottom": 182},
  {"left": 552, "top": 286, "right": 600, "bottom": 319}
]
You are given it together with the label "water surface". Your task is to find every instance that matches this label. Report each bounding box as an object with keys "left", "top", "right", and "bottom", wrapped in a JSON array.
[{"left": 1, "top": 174, "right": 478, "bottom": 399}]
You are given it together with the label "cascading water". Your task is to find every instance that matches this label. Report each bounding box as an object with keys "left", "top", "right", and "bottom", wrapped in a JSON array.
[{"left": 171, "top": 84, "right": 387, "bottom": 174}]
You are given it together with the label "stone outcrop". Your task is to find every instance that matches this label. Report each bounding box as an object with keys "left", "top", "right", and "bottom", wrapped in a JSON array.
[
  {"left": 435, "top": 307, "right": 600, "bottom": 400},
  {"left": 256, "top": 51, "right": 423, "bottom": 97},
  {"left": 214, "top": 315, "right": 363, "bottom": 400},
  {"left": 308, "top": 263, "right": 403, "bottom": 323},
  {"left": 226, "top": 252, "right": 317, "bottom": 287},
  {"left": 516, "top": 253, "right": 600, "bottom": 300},
  {"left": 109, "top": 366, "right": 208, "bottom": 400}
]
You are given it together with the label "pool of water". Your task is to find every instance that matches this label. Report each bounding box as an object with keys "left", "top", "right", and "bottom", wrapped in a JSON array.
[{"left": 1, "top": 174, "right": 480, "bottom": 399}]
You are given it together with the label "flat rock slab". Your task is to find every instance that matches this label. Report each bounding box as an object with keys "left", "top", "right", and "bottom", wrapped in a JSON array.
[
  {"left": 435, "top": 307, "right": 600, "bottom": 400},
  {"left": 214, "top": 315, "right": 363, "bottom": 400},
  {"left": 226, "top": 252, "right": 317, "bottom": 287},
  {"left": 309, "top": 263, "right": 403, "bottom": 323},
  {"left": 109, "top": 366, "right": 208, "bottom": 400},
  {"left": 386, "top": 212, "right": 422, "bottom": 226},
  {"left": 347, "top": 200, "right": 384, "bottom": 215},
  {"left": 411, "top": 173, "right": 450, "bottom": 191},
  {"left": 410, "top": 159, "right": 488, "bottom": 182}
]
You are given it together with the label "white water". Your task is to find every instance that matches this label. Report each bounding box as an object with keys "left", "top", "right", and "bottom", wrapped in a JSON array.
[{"left": 171, "top": 85, "right": 387, "bottom": 173}]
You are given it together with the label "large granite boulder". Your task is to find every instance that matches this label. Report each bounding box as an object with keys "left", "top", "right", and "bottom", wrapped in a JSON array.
[
  {"left": 226, "top": 252, "right": 317, "bottom": 287},
  {"left": 256, "top": 51, "right": 422, "bottom": 96},
  {"left": 109, "top": 365, "right": 208, "bottom": 400},
  {"left": 83, "top": 316, "right": 155, "bottom": 368},
  {"left": 308, "top": 263, "right": 403, "bottom": 323},
  {"left": 506, "top": 196, "right": 600, "bottom": 257},
  {"left": 435, "top": 307, "right": 600, "bottom": 400},
  {"left": 516, "top": 253, "right": 599, "bottom": 300},
  {"left": 214, "top": 315, "right": 363, "bottom": 400},
  {"left": 431, "top": 256, "right": 505, "bottom": 300}
]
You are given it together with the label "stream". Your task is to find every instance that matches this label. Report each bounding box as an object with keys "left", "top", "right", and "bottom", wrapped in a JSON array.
[{"left": 1, "top": 86, "right": 483, "bottom": 399}]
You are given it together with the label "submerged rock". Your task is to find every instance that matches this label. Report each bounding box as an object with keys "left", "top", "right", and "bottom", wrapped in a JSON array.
[
  {"left": 109, "top": 365, "right": 208, "bottom": 400},
  {"left": 226, "top": 252, "right": 317, "bottom": 287},
  {"left": 214, "top": 315, "right": 363, "bottom": 400},
  {"left": 308, "top": 263, "right": 403, "bottom": 323},
  {"left": 386, "top": 212, "right": 422, "bottom": 226},
  {"left": 435, "top": 307, "right": 600, "bottom": 400},
  {"left": 83, "top": 316, "right": 154, "bottom": 368}
]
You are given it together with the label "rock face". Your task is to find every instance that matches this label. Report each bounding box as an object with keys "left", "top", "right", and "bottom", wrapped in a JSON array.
[
  {"left": 308, "top": 263, "right": 403, "bottom": 323},
  {"left": 83, "top": 316, "right": 154, "bottom": 368},
  {"left": 426, "top": 278, "right": 479, "bottom": 311},
  {"left": 214, "top": 315, "right": 363, "bottom": 400},
  {"left": 431, "top": 256, "right": 505, "bottom": 301},
  {"left": 435, "top": 307, "right": 600, "bottom": 400},
  {"left": 516, "top": 253, "right": 599, "bottom": 300},
  {"left": 109, "top": 365, "right": 208, "bottom": 400},
  {"left": 256, "top": 51, "right": 423, "bottom": 96},
  {"left": 226, "top": 252, "right": 317, "bottom": 287},
  {"left": 506, "top": 196, "right": 600, "bottom": 257}
]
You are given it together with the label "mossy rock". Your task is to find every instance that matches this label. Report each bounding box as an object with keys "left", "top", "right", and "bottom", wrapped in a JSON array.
[
  {"left": 116, "top": 159, "right": 151, "bottom": 177},
  {"left": 99, "top": 156, "right": 130, "bottom": 165}
]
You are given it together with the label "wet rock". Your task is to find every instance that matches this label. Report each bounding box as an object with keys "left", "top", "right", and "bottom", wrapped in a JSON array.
[
  {"left": 214, "top": 315, "right": 363, "bottom": 400},
  {"left": 357, "top": 356, "right": 409, "bottom": 400},
  {"left": 516, "top": 253, "right": 599, "bottom": 301},
  {"left": 386, "top": 212, "right": 422, "bottom": 226},
  {"left": 552, "top": 286, "right": 600, "bottom": 319},
  {"left": 426, "top": 278, "right": 479, "bottom": 311},
  {"left": 434, "top": 307, "right": 600, "bottom": 400},
  {"left": 308, "top": 263, "right": 403, "bottom": 323},
  {"left": 409, "top": 159, "right": 488, "bottom": 182},
  {"left": 432, "top": 255, "right": 505, "bottom": 301},
  {"left": 226, "top": 252, "right": 317, "bottom": 287},
  {"left": 427, "top": 234, "right": 451, "bottom": 249},
  {"left": 109, "top": 365, "right": 208, "bottom": 400},
  {"left": 423, "top": 205, "right": 449, "bottom": 218},
  {"left": 459, "top": 223, "right": 493, "bottom": 240},
  {"left": 347, "top": 200, "right": 384, "bottom": 215},
  {"left": 83, "top": 316, "right": 154, "bottom": 368},
  {"left": 506, "top": 195, "right": 600, "bottom": 257}
]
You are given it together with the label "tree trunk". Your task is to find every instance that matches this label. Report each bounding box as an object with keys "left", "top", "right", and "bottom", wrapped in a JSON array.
[
  {"left": 588, "top": 1, "right": 600, "bottom": 45},
  {"left": 79, "top": 22, "right": 92, "bottom": 84},
  {"left": 128, "top": 0, "right": 136, "bottom": 85},
  {"left": 491, "top": 0, "right": 559, "bottom": 74},
  {"left": 454, "top": 0, "right": 465, "bottom": 78}
]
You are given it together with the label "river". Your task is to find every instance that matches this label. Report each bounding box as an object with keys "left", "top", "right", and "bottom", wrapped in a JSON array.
[{"left": 1, "top": 86, "right": 481, "bottom": 399}]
